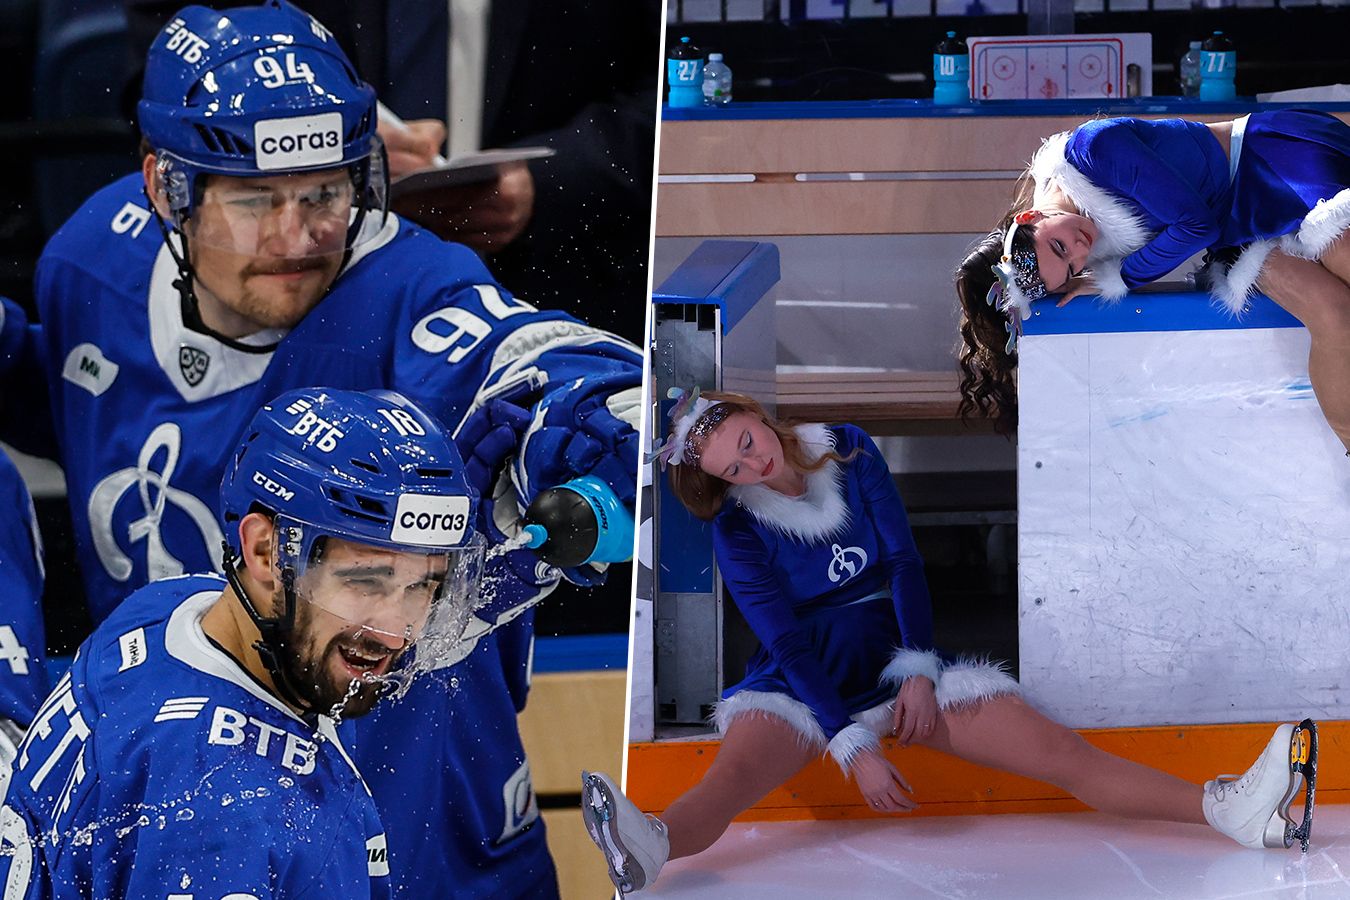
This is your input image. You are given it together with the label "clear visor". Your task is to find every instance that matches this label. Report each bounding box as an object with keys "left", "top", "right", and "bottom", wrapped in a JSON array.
[
  {"left": 160, "top": 145, "right": 388, "bottom": 260},
  {"left": 276, "top": 517, "right": 486, "bottom": 663}
]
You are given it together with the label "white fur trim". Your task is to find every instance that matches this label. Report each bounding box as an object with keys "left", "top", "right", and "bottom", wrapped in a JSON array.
[
  {"left": 1281, "top": 188, "right": 1350, "bottom": 261},
  {"left": 934, "top": 657, "right": 1019, "bottom": 710},
  {"left": 878, "top": 648, "right": 943, "bottom": 691},
  {"left": 1090, "top": 260, "right": 1129, "bottom": 302},
  {"left": 726, "top": 424, "right": 850, "bottom": 543},
  {"left": 826, "top": 722, "right": 882, "bottom": 777},
  {"left": 1204, "top": 239, "right": 1277, "bottom": 317},
  {"left": 668, "top": 396, "right": 718, "bottom": 467},
  {"left": 1031, "top": 131, "right": 1152, "bottom": 301},
  {"left": 853, "top": 700, "right": 895, "bottom": 738},
  {"left": 713, "top": 690, "right": 827, "bottom": 748}
]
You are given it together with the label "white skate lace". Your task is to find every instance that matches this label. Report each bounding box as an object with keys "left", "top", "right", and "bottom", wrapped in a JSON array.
[{"left": 1212, "top": 770, "right": 1255, "bottom": 799}]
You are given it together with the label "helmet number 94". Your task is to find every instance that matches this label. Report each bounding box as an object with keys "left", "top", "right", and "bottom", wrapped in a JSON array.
[{"left": 254, "top": 53, "right": 316, "bottom": 89}]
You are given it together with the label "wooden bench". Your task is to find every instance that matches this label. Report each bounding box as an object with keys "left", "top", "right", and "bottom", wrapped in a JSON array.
[{"left": 776, "top": 370, "right": 994, "bottom": 436}]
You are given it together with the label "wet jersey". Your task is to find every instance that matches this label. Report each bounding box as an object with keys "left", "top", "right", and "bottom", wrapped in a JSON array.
[
  {"left": 0, "top": 576, "right": 389, "bottom": 899},
  {"left": 0, "top": 451, "right": 48, "bottom": 730}
]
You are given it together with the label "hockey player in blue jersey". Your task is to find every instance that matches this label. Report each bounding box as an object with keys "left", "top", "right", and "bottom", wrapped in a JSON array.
[
  {"left": 7, "top": 2, "right": 641, "bottom": 896},
  {"left": 0, "top": 451, "right": 50, "bottom": 754},
  {"left": 0, "top": 387, "right": 489, "bottom": 898}
]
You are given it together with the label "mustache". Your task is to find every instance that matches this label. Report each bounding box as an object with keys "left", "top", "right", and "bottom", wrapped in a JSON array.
[{"left": 242, "top": 258, "right": 330, "bottom": 276}]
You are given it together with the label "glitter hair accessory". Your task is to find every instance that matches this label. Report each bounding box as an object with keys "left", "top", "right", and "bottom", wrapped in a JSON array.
[
  {"left": 986, "top": 211, "right": 1046, "bottom": 355},
  {"left": 647, "top": 387, "right": 734, "bottom": 471}
]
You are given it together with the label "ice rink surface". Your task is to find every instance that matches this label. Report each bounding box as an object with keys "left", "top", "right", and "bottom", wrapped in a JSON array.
[{"left": 645, "top": 805, "right": 1350, "bottom": 899}]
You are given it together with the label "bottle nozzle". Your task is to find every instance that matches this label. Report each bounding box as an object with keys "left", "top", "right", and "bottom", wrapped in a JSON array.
[{"left": 522, "top": 523, "right": 548, "bottom": 549}]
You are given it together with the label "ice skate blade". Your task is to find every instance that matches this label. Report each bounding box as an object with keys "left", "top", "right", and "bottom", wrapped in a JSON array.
[
  {"left": 582, "top": 772, "right": 640, "bottom": 895},
  {"left": 1282, "top": 720, "right": 1318, "bottom": 852}
]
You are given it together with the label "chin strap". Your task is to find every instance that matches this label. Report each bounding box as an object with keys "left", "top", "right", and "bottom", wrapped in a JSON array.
[{"left": 221, "top": 540, "right": 317, "bottom": 716}]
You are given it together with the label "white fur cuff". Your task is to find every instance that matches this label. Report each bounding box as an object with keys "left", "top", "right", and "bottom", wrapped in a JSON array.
[
  {"left": 935, "top": 657, "right": 1019, "bottom": 710},
  {"left": 878, "top": 648, "right": 942, "bottom": 690},
  {"left": 1091, "top": 261, "right": 1129, "bottom": 302},
  {"left": 713, "top": 690, "right": 827, "bottom": 749},
  {"left": 827, "top": 722, "right": 881, "bottom": 777}
]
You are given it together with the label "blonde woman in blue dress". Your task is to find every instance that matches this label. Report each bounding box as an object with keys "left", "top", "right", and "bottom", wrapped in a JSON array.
[{"left": 582, "top": 391, "right": 1316, "bottom": 895}]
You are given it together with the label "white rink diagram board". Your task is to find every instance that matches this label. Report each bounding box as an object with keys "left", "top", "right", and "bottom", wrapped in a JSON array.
[{"left": 1018, "top": 299, "right": 1350, "bottom": 729}]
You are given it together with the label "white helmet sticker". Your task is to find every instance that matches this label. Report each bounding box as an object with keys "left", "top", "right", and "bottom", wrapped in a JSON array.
[
  {"left": 254, "top": 113, "right": 343, "bottom": 171},
  {"left": 391, "top": 494, "right": 471, "bottom": 547}
]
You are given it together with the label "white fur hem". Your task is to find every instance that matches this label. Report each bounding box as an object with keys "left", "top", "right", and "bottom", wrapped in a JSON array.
[
  {"left": 1281, "top": 188, "right": 1350, "bottom": 261},
  {"left": 826, "top": 722, "right": 881, "bottom": 777},
  {"left": 878, "top": 648, "right": 943, "bottom": 690},
  {"left": 726, "top": 424, "right": 850, "bottom": 543},
  {"left": 713, "top": 690, "right": 827, "bottom": 748},
  {"left": 935, "top": 657, "right": 1019, "bottom": 710},
  {"left": 1205, "top": 239, "right": 1277, "bottom": 316}
]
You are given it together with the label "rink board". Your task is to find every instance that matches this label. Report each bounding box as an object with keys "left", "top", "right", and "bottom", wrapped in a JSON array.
[{"left": 1018, "top": 299, "right": 1350, "bottom": 728}]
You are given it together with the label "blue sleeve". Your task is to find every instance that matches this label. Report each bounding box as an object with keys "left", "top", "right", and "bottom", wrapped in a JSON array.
[
  {"left": 391, "top": 240, "right": 639, "bottom": 604},
  {"left": 0, "top": 453, "right": 49, "bottom": 728},
  {"left": 1078, "top": 124, "right": 1223, "bottom": 288},
  {"left": 713, "top": 518, "right": 855, "bottom": 740},
  {"left": 849, "top": 431, "right": 934, "bottom": 653},
  {"left": 0, "top": 298, "right": 56, "bottom": 459}
]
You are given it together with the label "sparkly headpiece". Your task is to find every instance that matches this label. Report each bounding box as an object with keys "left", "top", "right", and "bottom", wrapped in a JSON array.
[
  {"left": 648, "top": 387, "right": 735, "bottom": 471},
  {"left": 986, "top": 212, "right": 1046, "bottom": 355}
]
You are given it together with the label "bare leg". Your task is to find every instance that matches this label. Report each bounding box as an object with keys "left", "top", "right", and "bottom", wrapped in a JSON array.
[
  {"left": 915, "top": 695, "right": 1206, "bottom": 824},
  {"left": 662, "top": 714, "right": 820, "bottom": 859},
  {"left": 1257, "top": 244, "right": 1350, "bottom": 452}
]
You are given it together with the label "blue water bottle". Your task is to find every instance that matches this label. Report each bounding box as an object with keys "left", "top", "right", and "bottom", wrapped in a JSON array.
[
  {"left": 667, "top": 36, "right": 704, "bottom": 108},
  {"left": 521, "top": 475, "right": 635, "bottom": 568},
  {"left": 933, "top": 32, "right": 969, "bottom": 105},
  {"left": 1199, "top": 31, "right": 1236, "bottom": 101}
]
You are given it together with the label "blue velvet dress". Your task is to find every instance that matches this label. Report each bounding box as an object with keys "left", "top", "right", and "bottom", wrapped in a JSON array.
[{"left": 711, "top": 425, "right": 935, "bottom": 743}]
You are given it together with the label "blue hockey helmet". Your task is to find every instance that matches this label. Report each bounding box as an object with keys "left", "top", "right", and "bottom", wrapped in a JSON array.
[
  {"left": 138, "top": 0, "right": 385, "bottom": 227},
  {"left": 221, "top": 387, "right": 479, "bottom": 559},
  {"left": 219, "top": 387, "right": 485, "bottom": 710}
]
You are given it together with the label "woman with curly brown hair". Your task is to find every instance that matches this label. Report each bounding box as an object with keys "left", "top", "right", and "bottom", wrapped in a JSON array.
[
  {"left": 580, "top": 390, "right": 1315, "bottom": 895},
  {"left": 956, "top": 111, "right": 1350, "bottom": 449}
]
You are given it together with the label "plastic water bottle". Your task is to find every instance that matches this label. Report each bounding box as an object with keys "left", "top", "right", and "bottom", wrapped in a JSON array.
[
  {"left": 703, "top": 53, "right": 733, "bottom": 106},
  {"left": 933, "top": 31, "right": 969, "bottom": 105},
  {"left": 521, "top": 475, "right": 635, "bottom": 568},
  {"left": 667, "top": 36, "right": 704, "bottom": 108},
  {"left": 1199, "top": 31, "right": 1236, "bottom": 101},
  {"left": 1179, "top": 41, "right": 1202, "bottom": 97}
]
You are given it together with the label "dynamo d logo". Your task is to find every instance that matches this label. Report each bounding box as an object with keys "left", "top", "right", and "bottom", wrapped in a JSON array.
[
  {"left": 254, "top": 113, "right": 343, "bottom": 171},
  {"left": 390, "top": 494, "right": 471, "bottom": 547},
  {"left": 826, "top": 543, "right": 868, "bottom": 584}
]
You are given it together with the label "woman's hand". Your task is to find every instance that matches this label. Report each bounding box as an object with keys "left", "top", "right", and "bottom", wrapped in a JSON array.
[
  {"left": 1055, "top": 274, "right": 1098, "bottom": 307},
  {"left": 891, "top": 675, "right": 937, "bottom": 746},
  {"left": 851, "top": 748, "right": 917, "bottom": 813}
]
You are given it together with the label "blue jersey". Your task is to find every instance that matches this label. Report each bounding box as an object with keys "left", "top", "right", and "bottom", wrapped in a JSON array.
[
  {"left": 714, "top": 424, "right": 934, "bottom": 741},
  {"left": 0, "top": 576, "right": 389, "bottom": 899},
  {"left": 27, "top": 173, "right": 641, "bottom": 896},
  {"left": 0, "top": 451, "right": 48, "bottom": 730}
]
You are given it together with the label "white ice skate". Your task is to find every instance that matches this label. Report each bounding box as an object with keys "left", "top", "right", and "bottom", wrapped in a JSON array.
[
  {"left": 1204, "top": 719, "right": 1317, "bottom": 851},
  {"left": 581, "top": 770, "right": 670, "bottom": 895}
]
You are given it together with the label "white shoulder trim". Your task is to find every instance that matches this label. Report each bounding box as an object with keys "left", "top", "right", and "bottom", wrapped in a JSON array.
[
  {"left": 1031, "top": 130, "right": 1152, "bottom": 302},
  {"left": 726, "top": 424, "right": 850, "bottom": 543}
]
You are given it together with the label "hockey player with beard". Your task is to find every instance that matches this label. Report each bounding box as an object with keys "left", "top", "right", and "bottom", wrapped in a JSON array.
[
  {"left": 0, "top": 388, "right": 490, "bottom": 898},
  {"left": 5, "top": 2, "right": 641, "bottom": 895}
]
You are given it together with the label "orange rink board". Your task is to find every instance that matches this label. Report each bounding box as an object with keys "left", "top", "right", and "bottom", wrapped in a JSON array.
[{"left": 627, "top": 720, "right": 1348, "bottom": 821}]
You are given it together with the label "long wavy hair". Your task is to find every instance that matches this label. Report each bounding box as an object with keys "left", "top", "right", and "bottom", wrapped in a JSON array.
[
  {"left": 666, "top": 391, "right": 858, "bottom": 521},
  {"left": 954, "top": 171, "right": 1038, "bottom": 437}
]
